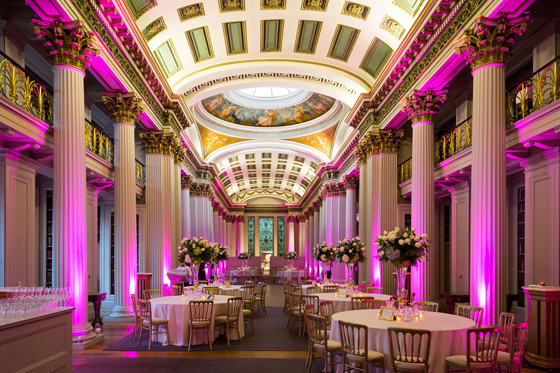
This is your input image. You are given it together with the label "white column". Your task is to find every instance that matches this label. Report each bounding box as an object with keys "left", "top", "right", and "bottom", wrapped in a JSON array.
[
  {"left": 450, "top": 182, "right": 470, "bottom": 294},
  {"left": 237, "top": 216, "right": 245, "bottom": 252},
  {"left": 181, "top": 179, "right": 191, "bottom": 239},
  {"left": 172, "top": 162, "right": 182, "bottom": 267},
  {"left": 358, "top": 161, "right": 370, "bottom": 284},
  {"left": 162, "top": 154, "right": 173, "bottom": 289},
  {"left": 308, "top": 213, "right": 315, "bottom": 271},
  {"left": 314, "top": 209, "right": 320, "bottom": 246},
  {"left": 145, "top": 152, "right": 164, "bottom": 291},
  {"left": 345, "top": 188, "right": 357, "bottom": 239},
  {"left": 287, "top": 216, "right": 296, "bottom": 252},
  {"left": 86, "top": 186, "right": 99, "bottom": 294}
]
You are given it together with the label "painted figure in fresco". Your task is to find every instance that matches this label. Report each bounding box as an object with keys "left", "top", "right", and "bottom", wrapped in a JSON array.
[
  {"left": 232, "top": 106, "right": 244, "bottom": 124},
  {"left": 308, "top": 95, "right": 330, "bottom": 112},
  {"left": 293, "top": 105, "right": 305, "bottom": 123},
  {"left": 218, "top": 105, "right": 235, "bottom": 119},
  {"left": 205, "top": 96, "right": 224, "bottom": 112},
  {"left": 257, "top": 109, "right": 277, "bottom": 126}
]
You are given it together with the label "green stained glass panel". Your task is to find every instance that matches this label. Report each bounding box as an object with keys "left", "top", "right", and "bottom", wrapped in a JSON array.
[
  {"left": 248, "top": 217, "right": 255, "bottom": 255},
  {"left": 277, "top": 218, "right": 285, "bottom": 256},
  {"left": 259, "top": 218, "right": 274, "bottom": 253}
]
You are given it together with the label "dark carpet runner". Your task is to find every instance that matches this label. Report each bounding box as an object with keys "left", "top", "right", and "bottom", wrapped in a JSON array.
[{"left": 103, "top": 306, "right": 308, "bottom": 351}]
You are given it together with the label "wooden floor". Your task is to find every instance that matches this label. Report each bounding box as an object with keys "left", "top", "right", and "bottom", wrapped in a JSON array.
[{"left": 73, "top": 285, "right": 547, "bottom": 372}]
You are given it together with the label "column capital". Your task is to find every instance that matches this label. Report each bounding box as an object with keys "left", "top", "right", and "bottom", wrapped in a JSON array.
[
  {"left": 454, "top": 16, "right": 529, "bottom": 72},
  {"left": 287, "top": 215, "right": 298, "bottom": 223},
  {"left": 139, "top": 131, "right": 175, "bottom": 155},
  {"left": 181, "top": 175, "right": 191, "bottom": 190},
  {"left": 102, "top": 92, "right": 145, "bottom": 125},
  {"left": 32, "top": 18, "right": 99, "bottom": 72},
  {"left": 171, "top": 136, "right": 187, "bottom": 164},
  {"left": 370, "top": 130, "right": 404, "bottom": 153},
  {"left": 343, "top": 174, "right": 359, "bottom": 190},
  {"left": 236, "top": 215, "right": 246, "bottom": 223},
  {"left": 212, "top": 200, "right": 220, "bottom": 212},
  {"left": 401, "top": 89, "right": 447, "bottom": 124},
  {"left": 190, "top": 183, "right": 213, "bottom": 198}
]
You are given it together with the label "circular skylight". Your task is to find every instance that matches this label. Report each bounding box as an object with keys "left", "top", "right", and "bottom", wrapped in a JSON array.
[{"left": 237, "top": 87, "right": 299, "bottom": 98}]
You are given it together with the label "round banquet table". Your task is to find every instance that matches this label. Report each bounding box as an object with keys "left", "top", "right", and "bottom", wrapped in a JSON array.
[
  {"left": 278, "top": 269, "right": 305, "bottom": 282},
  {"left": 330, "top": 309, "right": 476, "bottom": 372},
  {"left": 316, "top": 293, "right": 393, "bottom": 313},
  {"left": 150, "top": 295, "right": 244, "bottom": 346},
  {"left": 184, "top": 284, "right": 244, "bottom": 296}
]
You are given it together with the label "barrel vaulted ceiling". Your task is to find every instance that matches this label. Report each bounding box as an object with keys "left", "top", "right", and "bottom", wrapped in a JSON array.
[{"left": 119, "top": 0, "right": 428, "bottom": 203}]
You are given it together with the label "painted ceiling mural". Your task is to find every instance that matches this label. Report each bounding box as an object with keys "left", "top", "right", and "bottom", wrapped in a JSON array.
[
  {"left": 198, "top": 124, "right": 247, "bottom": 157},
  {"left": 287, "top": 125, "right": 337, "bottom": 157},
  {"left": 201, "top": 92, "right": 336, "bottom": 127}
]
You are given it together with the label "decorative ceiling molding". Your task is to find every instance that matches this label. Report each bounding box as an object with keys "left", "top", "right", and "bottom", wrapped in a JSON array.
[
  {"left": 286, "top": 125, "right": 337, "bottom": 157},
  {"left": 198, "top": 124, "right": 248, "bottom": 157},
  {"left": 341, "top": 2, "right": 370, "bottom": 20},
  {"left": 231, "top": 189, "right": 300, "bottom": 203}
]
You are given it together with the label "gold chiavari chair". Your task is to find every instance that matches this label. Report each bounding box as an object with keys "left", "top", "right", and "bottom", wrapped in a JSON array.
[
  {"left": 498, "top": 312, "right": 515, "bottom": 351},
  {"left": 307, "top": 314, "right": 342, "bottom": 373},
  {"left": 131, "top": 294, "right": 141, "bottom": 341},
  {"left": 413, "top": 301, "right": 439, "bottom": 313},
  {"left": 171, "top": 281, "right": 185, "bottom": 292},
  {"left": 269, "top": 267, "right": 279, "bottom": 284},
  {"left": 171, "top": 285, "right": 183, "bottom": 296},
  {"left": 366, "top": 286, "right": 383, "bottom": 294},
  {"left": 288, "top": 292, "right": 305, "bottom": 335},
  {"left": 306, "top": 286, "right": 322, "bottom": 294},
  {"left": 319, "top": 301, "right": 334, "bottom": 326},
  {"left": 495, "top": 322, "right": 528, "bottom": 373},
  {"left": 136, "top": 298, "right": 170, "bottom": 350},
  {"left": 457, "top": 305, "right": 484, "bottom": 328},
  {"left": 339, "top": 321, "right": 385, "bottom": 372},
  {"left": 243, "top": 293, "right": 257, "bottom": 335},
  {"left": 203, "top": 286, "right": 221, "bottom": 296},
  {"left": 351, "top": 297, "right": 384, "bottom": 310},
  {"left": 188, "top": 300, "right": 214, "bottom": 351},
  {"left": 445, "top": 327, "right": 501, "bottom": 372},
  {"left": 143, "top": 289, "right": 161, "bottom": 300},
  {"left": 214, "top": 297, "right": 243, "bottom": 346},
  {"left": 254, "top": 283, "right": 267, "bottom": 315},
  {"left": 301, "top": 279, "right": 313, "bottom": 285},
  {"left": 323, "top": 285, "right": 339, "bottom": 293},
  {"left": 388, "top": 327, "right": 432, "bottom": 373}
]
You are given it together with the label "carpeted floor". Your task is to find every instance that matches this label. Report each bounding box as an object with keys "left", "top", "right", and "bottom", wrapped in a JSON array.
[
  {"left": 74, "top": 357, "right": 325, "bottom": 373},
  {"left": 103, "top": 306, "right": 308, "bottom": 351}
]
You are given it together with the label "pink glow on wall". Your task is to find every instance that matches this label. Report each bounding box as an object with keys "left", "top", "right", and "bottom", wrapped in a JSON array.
[{"left": 371, "top": 257, "right": 381, "bottom": 285}]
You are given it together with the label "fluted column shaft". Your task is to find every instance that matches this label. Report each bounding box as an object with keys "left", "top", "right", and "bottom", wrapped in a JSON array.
[
  {"left": 237, "top": 221, "right": 245, "bottom": 252},
  {"left": 411, "top": 121, "right": 435, "bottom": 302},
  {"left": 53, "top": 66, "right": 93, "bottom": 340},
  {"left": 162, "top": 155, "right": 173, "bottom": 289},
  {"left": 471, "top": 64, "right": 507, "bottom": 324},
  {"left": 181, "top": 188, "right": 191, "bottom": 238},
  {"left": 146, "top": 153, "right": 164, "bottom": 291},
  {"left": 288, "top": 220, "right": 295, "bottom": 252},
  {"left": 172, "top": 163, "right": 182, "bottom": 267},
  {"left": 345, "top": 189, "right": 357, "bottom": 239},
  {"left": 109, "top": 121, "right": 137, "bottom": 318}
]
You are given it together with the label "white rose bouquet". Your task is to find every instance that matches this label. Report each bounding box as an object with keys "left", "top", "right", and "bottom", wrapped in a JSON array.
[
  {"left": 374, "top": 227, "right": 428, "bottom": 267},
  {"left": 212, "top": 243, "right": 229, "bottom": 262},
  {"left": 335, "top": 236, "right": 366, "bottom": 263},
  {"left": 314, "top": 242, "right": 335, "bottom": 263},
  {"left": 179, "top": 237, "right": 213, "bottom": 264},
  {"left": 284, "top": 252, "right": 299, "bottom": 260},
  {"left": 238, "top": 252, "right": 252, "bottom": 260}
]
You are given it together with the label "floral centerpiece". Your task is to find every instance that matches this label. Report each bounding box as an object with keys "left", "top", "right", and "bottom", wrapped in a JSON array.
[
  {"left": 212, "top": 244, "right": 229, "bottom": 262},
  {"left": 179, "top": 237, "right": 214, "bottom": 284},
  {"left": 238, "top": 252, "right": 251, "bottom": 268},
  {"left": 335, "top": 237, "right": 366, "bottom": 284},
  {"left": 284, "top": 251, "right": 298, "bottom": 269},
  {"left": 314, "top": 242, "right": 335, "bottom": 279},
  {"left": 375, "top": 227, "right": 428, "bottom": 299}
]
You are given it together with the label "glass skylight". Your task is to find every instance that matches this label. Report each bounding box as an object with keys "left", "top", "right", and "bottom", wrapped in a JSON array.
[{"left": 238, "top": 87, "right": 299, "bottom": 98}]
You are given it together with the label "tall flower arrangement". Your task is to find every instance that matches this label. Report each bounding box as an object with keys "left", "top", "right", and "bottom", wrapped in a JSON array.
[
  {"left": 284, "top": 252, "right": 299, "bottom": 260},
  {"left": 314, "top": 242, "right": 335, "bottom": 263},
  {"left": 374, "top": 227, "right": 428, "bottom": 267},
  {"left": 335, "top": 237, "right": 366, "bottom": 264},
  {"left": 179, "top": 237, "right": 214, "bottom": 264},
  {"left": 238, "top": 252, "right": 252, "bottom": 260},
  {"left": 212, "top": 243, "right": 228, "bottom": 262}
]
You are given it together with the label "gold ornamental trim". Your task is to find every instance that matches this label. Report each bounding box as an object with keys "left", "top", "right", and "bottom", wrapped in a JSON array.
[
  {"left": 181, "top": 175, "right": 191, "bottom": 190},
  {"left": 454, "top": 16, "right": 529, "bottom": 72},
  {"left": 139, "top": 131, "right": 175, "bottom": 155},
  {"left": 102, "top": 92, "right": 145, "bottom": 125},
  {"left": 32, "top": 18, "right": 100, "bottom": 72},
  {"left": 371, "top": 130, "right": 403, "bottom": 153},
  {"left": 343, "top": 174, "right": 359, "bottom": 190},
  {"left": 401, "top": 88, "right": 447, "bottom": 124}
]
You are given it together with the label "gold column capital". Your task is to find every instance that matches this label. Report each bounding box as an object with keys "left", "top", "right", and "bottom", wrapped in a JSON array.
[
  {"left": 343, "top": 174, "right": 359, "bottom": 190},
  {"left": 181, "top": 175, "right": 191, "bottom": 190},
  {"left": 32, "top": 18, "right": 100, "bottom": 72},
  {"left": 139, "top": 131, "right": 175, "bottom": 155},
  {"left": 454, "top": 16, "right": 529, "bottom": 71},
  {"left": 370, "top": 129, "right": 404, "bottom": 153},
  {"left": 401, "top": 89, "right": 447, "bottom": 124},
  {"left": 171, "top": 136, "right": 187, "bottom": 164},
  {"left": 102, "top": 92, "right": 145, "bottom": 125}
]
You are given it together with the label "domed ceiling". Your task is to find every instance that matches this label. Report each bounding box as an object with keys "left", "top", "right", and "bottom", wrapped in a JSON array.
[{"left": 201, "top": 90, "right": 336, "bottom": 127}]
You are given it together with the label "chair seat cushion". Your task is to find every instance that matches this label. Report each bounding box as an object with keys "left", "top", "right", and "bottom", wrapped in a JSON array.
[
  {"left": 345, "top": 349, "right": 384, "bottom": 363},
  {"left": 242, "top": 309, "right": 252, "bottom": 316},
  {"left": 445, "top": 355, "right": 493, "bottom": 369},
  {"left": 143, "top": 317, "right": 167, "bottom": 325},
  {"left": 190, "top": 320, "right": 210, "bottom": 327},
  {"left": 495, "top": 351, "right": 521, "bottom": 366},
  {"left": 394, "top": 360, "right": 428, "bottom": 372},
  {"left": 313, "top": 340, "right": 342, "bottom": 352},
  {"left": 215, "top": 315, "right": 238, "bottom": 323}
]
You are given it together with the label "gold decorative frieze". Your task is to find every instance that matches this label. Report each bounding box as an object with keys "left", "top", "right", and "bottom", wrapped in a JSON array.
[
  {"left": 370, "top": 130, "right": 404, "bottom": 153},
  {"left": 287, "top": 215, "right": 298, "bottom": 223},
  {"left": 341, "top": 2, "right": 369, "bottom": 20},
  {"left": 380, "top": 15, "right": 405, "bottom": 40},
  {"left": 142, "top": 17, "right": 166, "bottom": 41},
  {"left": 178, "top": 3, "right": 205, "bottom": 22},
  {"left": 136, "top": 160, "right": 146, "bottom": 184},
  {"left": 343, "top": 174, "right": 359, "bottom": 190},
  {"left": 181, "top": 175, "right": 191, "bottom": 190},
  {"left": 398, "top": 157, "right": 412, "bottom": 184},
  {"left": 171, "top": 136, "right": 187, "bottom": 164},
  {"left": 401, "top": 89, "right": 447, "bottom": 124},
  {"left": 261, "top": 0, "right": 286, "bottom": 9},
  {"left": 219, "top": 0, "right": 245, "bottom": 12},
  {"left": 85, "top": 121, "right": 114, "bottom": 164},
  {"left": 237, "top": 215, "right": 246, "bottom": 223},
  {"left": 302, "top": 0, "right": 328, "bottom": 11},
  {"left": 139, "top": 131, "right": 175, "bottom": 155},
  {"left": 102, "top": 91, "right": 145, "bottom": 125},
  {"left": 191, "top": 183, "right": 213, "bottom": 198},
  {"left": 454, "top": 16, "right": 529, "bottom": 71},
  {"left": 32, "top": 18, "right": 100, "bottom": 72}
]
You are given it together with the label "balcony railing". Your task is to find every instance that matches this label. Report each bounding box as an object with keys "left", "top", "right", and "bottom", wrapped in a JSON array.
[
  {"left": 136, "top": 160, "right": 146, "bottom": 185},
  {"left": 434, "top": 117, "right": 472, "bottom": 164},
  {"left": 0, "top": 51, "right": 53, "bottom": 126},
  {"left": 398, "top": 157, "right": 412, "bottom": 184},
  {"left": 506, "top": 56, "right": 560, "bottom": 126},
  {"left": 85, "top": 121, "right": 114, "bottom": 164}
]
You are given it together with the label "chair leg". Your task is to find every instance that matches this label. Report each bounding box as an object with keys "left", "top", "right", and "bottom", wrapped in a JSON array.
[
  {"left": 307, "top": 347, "right": 314, "bottom": 373},
  {"left": 251, "top": 314, "right": 255, "bottom": 335},
  {"left": 209, "top": 326, "right": 213, "bottom": 350},
  {"left": 137, "top": 325, "right": 143, "bottom": 346},
  {"left": 226, "top": 320, "right": 230, "bottom": 346},
  {"left": 148, "top": 325, "right": 152, "bottom": 351},
  {"left": 132, "top": 320, "right": 136, "bottom": 340},
  {"left": 188, "top": 325, "right": 193, "bottom": 351},
  {"left": 324, "top": 351, "right": 329, "bottom": 373},
  {"left": 165, "top": 324, "right": 170, "bottom": 346}
]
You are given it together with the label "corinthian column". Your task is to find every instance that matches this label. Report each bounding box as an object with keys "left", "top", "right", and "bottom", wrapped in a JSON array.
[
  {"left": 139, "top": 131, "right": 175, "bottom": 293},
  {"left": 401, "top": 89, "right": 447, "bottom": 302},
  {"left": 237, "top": 216, "right": 245, "bottom": 253},
  {"left": 172, "top": 139, "right": 185, "bottom": 268},
  {"left": 181, "top": 176, "right": 191, "bottom": 239},
  {"left": 103, "top": 92, "right": 144, "bottom": 318},
  {"left": 455, "top": 15, "right": 528, "bottom": 325},
  {"left": 287, "top": 215, "right": 297, "bottom": 252},
  {"left": 344, "top": 175, "right": 359, "bottom": 239},
  {"left": 33, "top": 18, "right": 99, "bottom": 343}
]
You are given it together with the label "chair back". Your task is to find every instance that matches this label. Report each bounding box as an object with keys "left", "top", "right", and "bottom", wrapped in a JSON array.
[
  {"left": 413, "top": 301, "right": 439, "bottom": 312},
  {"left": 289, "top": 283, "right": 302, "bottom": 292},
  {"left": 323, "top": 285, "right": 338, "bottom": 293},
  {"left": 137, "top": 298, "right": 152, "bottom": 322},
  {"left": 203, "top": 286, "right": 221, "bottom": 296},
  {"left": 366, "top": 286, "right": 383, "bottom": 294},
  {"left": 339, "top": 321, "right": 369, "bottom": 358},
  {"left": 466, "top": 327, "right": 502, "bottom": 369},
  {"left": 389, "top": 296, "right": 405, "bottom": 308},
  {"left": 245, "top": 280, "right": 254, "bottom": 286},
  {"left": 171, "top": 281, "right": 184, "bottom": 292},
  {"left": 228, "top": 289, "right": 242, "bottom": 298},
  {"left": 507, "top": 322, "right": 528, "bottom": 361},
  {"left": 270, "top": 267, "right": 278, "bottom": 276},
  {"left": 351, "top": 297, "right": 384, "bottom": 310},
  {"left": 171, "top": 285, "right": 183, "bottom": 296},
  {"left": 143, "top": 289, "right": 161, "bottom": 300},
  {"left": 388, "top": 327, "right": 431, "bottom": 370},
  {"left": 307, "top": 313, "right": 329, "bottom": 346},
  {"left": 131, "top": 294, "right": 138, "bottom": 319},
  {"left": 198, "top": 280, "right": 209, "bottom": 285},
  {"left": 457, "top": 305, "right": 484, "bottom": 327},
  {"left": 499, "top": 312, "right": 515, "bottom": 345},
  {"left": 301, "top": 279, "right": 313, "bottom": 285},
  {"left": 227, "top": 297, "right": 243, "bottom": 318},
  {"left": 258, "top": 283, "right": 267, "bottom": 298},
  {"left": 289, "top": 292, "right": 303, "bottom": 312},
  {"left": 302, "top": 294, "right": 320, "bottom": 314},
  {"left": 306, "top": 286, "right": 321, "bottom": 294},
  {"left": 242, "top": 285, "right": 255, "bottom": 300},
  {"left": 244, "top": 293, "right": 257, "bottom": 310},
  {"left": 189, "top": 300, "right": 213, "bottom": 322},
  {"left": 319, "top": 301, "right": 334, "bottom": 324}
]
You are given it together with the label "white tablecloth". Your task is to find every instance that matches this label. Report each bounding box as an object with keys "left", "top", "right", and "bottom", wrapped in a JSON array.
[
  {"left": 278, "top": 269, "right": 305, "bottom": 282},
  {"left": 316, "top": 293, "right": 393, "bottom": 313},
  {"left": 184, "top": 285, "right": 244, "bottom": 296},
  {"left": 330, "top": 310, "right": 475, "bottom": 372},
  {"left": 166, "top": 269, "right": 191, "bottom": 283},
  {"left": 150, "top": 295, "right": 244, "bottom": 346},
  {"left": 229, "top": 269, "right": 258, "bottom": 280}
]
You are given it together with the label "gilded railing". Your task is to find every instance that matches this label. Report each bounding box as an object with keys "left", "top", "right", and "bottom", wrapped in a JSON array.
[
  {"left": 506, "top": 56, "right": 560, "bottom": 125},
  {"left": 136, "top": 160, "right": 146, "bottom": 185},
  {"left": 398, "top": 157, "right": 412, "bottom": 184},
  {"left": 434, "top": 117, "right": 472, "bottom": 164},
  {"left": 85, "top": 121, "right": 114, "bottom": 164},
  {"left": 0, "top": 51, "right": 53, "bottom": 126}
]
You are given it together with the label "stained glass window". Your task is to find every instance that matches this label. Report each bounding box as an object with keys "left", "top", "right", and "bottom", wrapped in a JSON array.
[
  {"left": 248, "top": 217, "right": 255, "bottom": 255},
  {"left": 277, "top": 218, "right": 285, "bottom": 256},
  {"left": 259, "top": 217, "right": 274, "bottom": 253}
]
